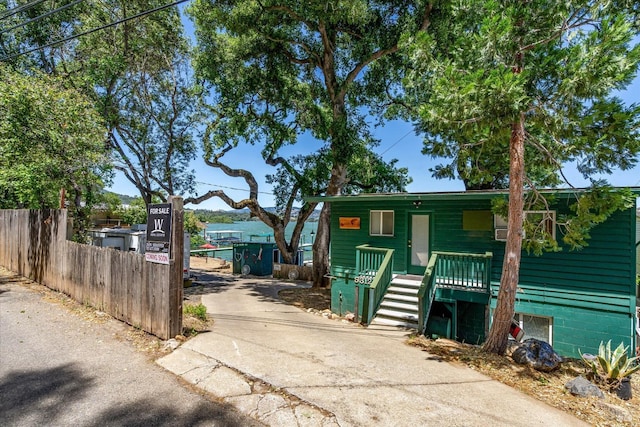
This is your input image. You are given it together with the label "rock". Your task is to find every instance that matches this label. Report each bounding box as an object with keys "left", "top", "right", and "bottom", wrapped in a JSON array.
[
  {"left": 511, "top": 338, "right": 562, "bottom": 372},
  {"left": 344, "top": 312, "right": 355, "bottom": 321},
  {"left": 564, "top": 376, "right": 604, "bottom": 399},
  {"left": 163, "top": 338, "right": 180, "bottom": 351},
  {"left": 615, "top": 377, "right": 633, "bottom": 400},
  {"left": 596, "top": 402, "right": 633, "bottom": 423}
]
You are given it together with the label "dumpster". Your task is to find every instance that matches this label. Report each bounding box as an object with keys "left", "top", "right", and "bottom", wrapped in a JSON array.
[{"left": 232, "top": 242, "right": 276, "bottom": 276}]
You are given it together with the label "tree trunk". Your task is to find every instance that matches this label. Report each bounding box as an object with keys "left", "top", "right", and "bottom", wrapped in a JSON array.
[
  {"left": 483, "top": 112, "right": 526, "bottom": 355},
  {"left": 311, "top": 202, "right": 331, "bottom": 287},
  {"left": 311, "top": 163, "right": 347, "bottom": 288}
]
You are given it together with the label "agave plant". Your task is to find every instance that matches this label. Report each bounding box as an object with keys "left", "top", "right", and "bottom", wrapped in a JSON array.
[{"left": 580, "top": 340, "right": 640, "bottom": 388}]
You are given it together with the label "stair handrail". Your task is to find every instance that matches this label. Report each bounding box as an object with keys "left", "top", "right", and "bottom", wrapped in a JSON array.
[
  {"left": 418, "top": 253, "right": 439, "bottom": 334},
  {"left": 355, "top": 244, "right": 394, "bottom": 324},
  {"left": 418, "top": 251, "right": 493, "bottom": 334}
]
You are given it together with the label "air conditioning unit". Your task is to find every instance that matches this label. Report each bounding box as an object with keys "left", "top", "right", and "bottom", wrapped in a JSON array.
[{"left": 495, "top": 228, "right": 508, "bottom": 241}]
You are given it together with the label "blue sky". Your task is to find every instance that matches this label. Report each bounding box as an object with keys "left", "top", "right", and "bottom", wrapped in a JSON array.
[
  {"left": 108, "top": 78, "right": 640, "bottom": 211},
  {"left": 107, "top": 15, "right": 640, "bottom": 211}
]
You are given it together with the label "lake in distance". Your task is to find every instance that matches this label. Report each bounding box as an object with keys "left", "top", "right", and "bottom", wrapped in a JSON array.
[{"left": 197, "top": 220, "right": 319, "bottom": 262}]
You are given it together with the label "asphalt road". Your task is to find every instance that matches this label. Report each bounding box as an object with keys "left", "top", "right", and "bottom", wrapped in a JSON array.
[{"left": 0, "top": 270, "right": 261, "bottom": 427}]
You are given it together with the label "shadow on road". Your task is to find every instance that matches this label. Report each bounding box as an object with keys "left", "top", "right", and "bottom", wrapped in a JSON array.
[
  {"left": 0, "top": 364, "right": 93, "bottom": 426},
  {"left": 0, "top": 364, "right": 255, "bottom": 427}
]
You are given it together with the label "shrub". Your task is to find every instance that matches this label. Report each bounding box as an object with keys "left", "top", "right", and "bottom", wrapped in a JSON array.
[{"left": 580, "top": 340, "right": 640, "bottom": 389}]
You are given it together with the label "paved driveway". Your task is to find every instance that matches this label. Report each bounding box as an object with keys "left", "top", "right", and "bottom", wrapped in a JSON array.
[{"left": 162, "top": 274, "right": 587, "bottom": 426}]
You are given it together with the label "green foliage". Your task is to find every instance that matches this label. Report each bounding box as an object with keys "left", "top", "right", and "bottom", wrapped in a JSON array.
[
  {"left": 188, "top": 0, "right": 420, "bottom": 198},
  {"left": 188, "top": 1, "right": 419, "bottom": 278},
  {"left": 99, "top": 192, "right": 126, "bottom": 217},
  {"left": 402, "top": 1, "right": 640, "bottom": 188},
  {"left": 183, "top": 303, "right": 208, "bottom": 322},
  {"left": 492, "top": 186, "right": 635, "bottom": 256},
  {"left": 580, "top": 340, "right": 640, "bottom": 387},
  {"left": 184, "top": 211, "right": 203, "bottom": 235},
  {"left": 116, "top": 197, "right": 148, "bottom": 226},
  {"left": 207, "top": 215, "right": 235, "bottom": 224},
  {"left": 193, "top": 209, "right": 247, "bottom": 223},
  {"left": 491, "top": 195, "right": 561, "bottom": 256},
  {"left": 3, "top": 1, "right": 199, "bottom": 204},
  {"left": 0, "top": 65, "right": 110, "bottom": 237},
  {"left": 190, "top": 234, "right": 206, "bottom": 249}
]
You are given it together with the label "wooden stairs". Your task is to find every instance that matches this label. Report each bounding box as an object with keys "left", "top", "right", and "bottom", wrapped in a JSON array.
[{"left": 370, "top": 275, "right": 422, "bottom": 329}]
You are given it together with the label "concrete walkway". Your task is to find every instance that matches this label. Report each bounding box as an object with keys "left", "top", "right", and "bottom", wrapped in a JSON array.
[{"left": 158, "top": 274, "right": 588, "bottom": 427}]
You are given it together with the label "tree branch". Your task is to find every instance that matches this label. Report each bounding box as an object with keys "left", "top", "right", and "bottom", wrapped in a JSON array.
[{"left": 339, "top": 3, "right": 433, "bottom": 99}]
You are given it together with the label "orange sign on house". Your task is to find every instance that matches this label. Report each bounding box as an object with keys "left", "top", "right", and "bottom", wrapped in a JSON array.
[{"left": 339, "top": 217, "right": 361, "bottom": 229}]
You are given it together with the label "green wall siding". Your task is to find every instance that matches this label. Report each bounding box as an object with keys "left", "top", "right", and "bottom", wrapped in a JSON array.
[
  {"left": 329, "top": 194, "right": 637, "bottom": 357},
  {"left": 491, "top": 207, "right": 636, "bottom": 303},
  {"left": 492, "top": 295, "right": 634, "bottom": 357},
  {"left": 331, "top": 198, "right": 496, "bottom": 275}
]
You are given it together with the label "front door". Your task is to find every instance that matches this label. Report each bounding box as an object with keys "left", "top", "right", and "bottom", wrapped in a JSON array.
[{"left": 408, "top": 214, "right": 430, "bottom": 275}]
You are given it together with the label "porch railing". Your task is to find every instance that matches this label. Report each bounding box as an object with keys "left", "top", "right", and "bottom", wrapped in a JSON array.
[
  {"left": 355, "top": 244, "right": 394, "bottom": 325},
  {"left": 418, "top": 251, "right": 492, "bottom": 333}
]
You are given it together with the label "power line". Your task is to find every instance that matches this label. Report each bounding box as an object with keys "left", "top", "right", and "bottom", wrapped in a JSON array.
[
  {"left": 0, "top": 0, "right": 48, "bottom": 21},
  {"left": 0, "top": 0, "right": 190, "bottom": 62},
  {"left": 196, "top": 181, "right": 274, "bottom": 196},
  {"left": 0, "top": 0, "right": 84, "bottom": 35},
  {"left": 379, "top": 128, "right": 414, "bottom": 156}
]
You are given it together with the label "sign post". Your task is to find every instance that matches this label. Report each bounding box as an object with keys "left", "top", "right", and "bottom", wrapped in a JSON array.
[
  {"left": 145, "top": 198, "right": 183, "bottom": 338},
  {"left": 168, "top": 196, "right": 184, "bottom": 337}
]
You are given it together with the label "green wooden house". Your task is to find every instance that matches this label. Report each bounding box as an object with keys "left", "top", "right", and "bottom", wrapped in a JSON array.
[{"left": 310, "top": 188, "right": 639, "bottom": 358}]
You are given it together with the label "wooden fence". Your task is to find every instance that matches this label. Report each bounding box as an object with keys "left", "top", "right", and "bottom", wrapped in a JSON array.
[{"left": 0, "top": 208, "right": 182, "bottom": 340}]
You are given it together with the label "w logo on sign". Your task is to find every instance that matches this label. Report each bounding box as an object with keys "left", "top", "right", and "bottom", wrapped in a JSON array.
[{"left": 151, "top": 218, "right": 165, "bottom": 236}]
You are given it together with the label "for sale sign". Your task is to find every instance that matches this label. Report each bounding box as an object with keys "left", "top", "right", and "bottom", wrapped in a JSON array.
[{"left": 145, "top": 203, "right": 172, "bottom": 264}]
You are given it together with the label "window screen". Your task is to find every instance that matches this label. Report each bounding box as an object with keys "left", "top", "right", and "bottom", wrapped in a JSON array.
[{"left": 370, "top": 210, "right": 394, "bottom": 236}]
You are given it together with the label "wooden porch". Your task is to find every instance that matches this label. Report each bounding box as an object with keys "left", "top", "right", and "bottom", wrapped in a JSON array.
[{"left": 353, "top": 245, "right": 492, "bottom": 336}]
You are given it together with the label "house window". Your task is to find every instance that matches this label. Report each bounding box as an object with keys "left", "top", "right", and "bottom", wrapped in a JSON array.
[
  {"left": 516, "top": 313, "right": 553, "bottom": 344},
  {"left": 370, "top": 210, "right": 394, "bottom": 236},
  {"left": 494, "top": 210, "right": 556, "bottom": 241}
]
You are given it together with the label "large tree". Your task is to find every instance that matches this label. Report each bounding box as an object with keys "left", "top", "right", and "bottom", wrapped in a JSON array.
[
  {"left": 0, "top": 65, "right": 109, "bottom": 239},
  {"left": 188, "top": 0, "right": 430, "bottom": 285},
  {"left": 402, "top": 1, "right": 640, "bottom": 354},
  {"left": 1, "top": 0, "right": 200, "bottom": 205}
]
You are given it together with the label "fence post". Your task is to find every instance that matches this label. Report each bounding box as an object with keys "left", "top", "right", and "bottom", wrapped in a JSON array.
[{"left": 168, "top": 196, "right": 184, "bottom": 338}]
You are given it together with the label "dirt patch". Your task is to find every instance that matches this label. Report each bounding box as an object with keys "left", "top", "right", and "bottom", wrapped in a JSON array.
[
  {"left": 189, "top": 256, "right": 232, "bottom": 274},
  {"left": 277, "top": 287, "right": 331, "bottom": 311},
  {"left": 406, "top": 336, "right": 640, "bottom": 426}
]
